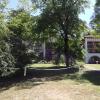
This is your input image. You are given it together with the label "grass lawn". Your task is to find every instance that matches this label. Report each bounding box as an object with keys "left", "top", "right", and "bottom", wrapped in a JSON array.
[
  {"left": 0, "top": 63, "right": 100, "bottom": 100},
  {"left": 84, "top": 64, "right": 100, "bottom": 70},
  {"left": 76, "top": 61, "right": 100, "bottom": 70},
  {"left": 0, "top": 75, "right": 100, "bottom": 100},
  {"left": 30, "top": 63, "right": 66, "bottom": 68}
]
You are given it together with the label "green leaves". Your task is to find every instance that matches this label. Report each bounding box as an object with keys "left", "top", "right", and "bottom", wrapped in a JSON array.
[
  {"left": 8, "top": 9, "right": 35, "bottom": 40},
  {"left": 34, "top": 0, "right": 88, "bottom": 65},
  {"left": 90, "top": 0, "right": 100, "bottom": 33},
  {"left": 0, "top": 13, "right": 9, "bottom": 39},
  {"left": 0, "top": 40, "right": 15, "bottom": 76},
  {"left": 0, "top": 0, "right": 8, "bottom": 12}
]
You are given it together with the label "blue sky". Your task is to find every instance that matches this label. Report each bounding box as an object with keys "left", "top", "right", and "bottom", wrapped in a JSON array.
[
  {"left": 7, "top": 0, "right": 18, "bottom": 9},
  {"left": 79, "top": 0, "right": 96, "bottom": 25},
  {"left": 7, "top": 0, "right": 96, "bottom": 26}
]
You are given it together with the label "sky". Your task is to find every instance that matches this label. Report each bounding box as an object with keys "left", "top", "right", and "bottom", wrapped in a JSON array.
[
  {"left": 7, "top": 0, "right": 96, "bottom": 26},
  {"left": 79, "top": 0, "right": 96, "bottom": 26}
]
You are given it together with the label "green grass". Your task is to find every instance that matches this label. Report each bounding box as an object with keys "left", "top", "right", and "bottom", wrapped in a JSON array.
[
  {"left": 30, "top": 63, "right": 66, "bottom": 68},
  {"left": 76, "top": 61, "right": 100, "bottom": 70},
  {"left": 84, "top": 64, "right": 100, "bottom": 70},
  {"left": 76, "top": 60, "right": 85, "bottom": 66},
  {"left": 31, "top": 63, "right": 56, "bottom": 68}
]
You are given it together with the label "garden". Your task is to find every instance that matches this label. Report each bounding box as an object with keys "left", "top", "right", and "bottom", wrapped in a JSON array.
[{"left": 0, "top": 0, "right": 100, "bottom": 100}]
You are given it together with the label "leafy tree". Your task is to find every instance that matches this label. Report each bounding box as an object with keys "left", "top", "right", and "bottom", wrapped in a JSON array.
[
  {"left": 8, "top": 9, "right": 34, "bottom": 40},
  {"left": 0, "top": 13, "right": 9, "bottom": 39},
  {"left": 54, "top": 21, "right": 87, "bottom": 65},
  {"left": 7, "top": 34, "right": 34, "bottom": 69},
  {"left": 69, "top": 21, "right": 88, "bottom": 58},
  {"left": 18, "top": 0, "right": 34, "bottom": 12},
  {"left": 0, "top": 0, "right": 8, "bottom": 12},
  {"left": 90, "top": 0, "right": 100, "bottom": 33},
  {"left": 0, "top": 1, "right": 36, "bottom": 76},
  {"left": 32, "top": 0, "right": 88, "bottom": 67},
  {"left": 7, "top": 9, "right": 37, "bottom": 69},
  {"left": 0, "top": 0, "right": 9, "bottom": 38},
  {"left": 0, "top": 40, "right": 15, "bottom": 77},
  {"left": 0, "top": 0, "right": 15, "bottom": 76}
]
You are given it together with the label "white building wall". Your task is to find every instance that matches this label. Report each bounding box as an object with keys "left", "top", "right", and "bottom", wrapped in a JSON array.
[
  {"left": 85, "top": 53, "right": 100, "bottom": 63},
  {"left": 85, "top": 37, "right": 100, "bottom": 64}
]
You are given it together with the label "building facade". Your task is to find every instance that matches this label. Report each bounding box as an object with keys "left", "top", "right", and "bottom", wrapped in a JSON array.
[{"left": 84, "top": 36, "right": 100, "bottom": 64}]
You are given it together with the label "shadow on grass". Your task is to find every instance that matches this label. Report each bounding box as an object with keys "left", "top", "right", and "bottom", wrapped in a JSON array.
[
  {"left": 0, "top": 67, "right": 79, "bottom": 92},
  {"left": 0, "top": 71, "right": 43, "bottom": 92},
  {"left": 63, "top": 69, "right": 100, "bottom": 86},
  {"left": 81, "top": 70, "right": 100, "bottom": 85},
  {"left": 27, "top": 66, "right": 79, "bottom": 78}
]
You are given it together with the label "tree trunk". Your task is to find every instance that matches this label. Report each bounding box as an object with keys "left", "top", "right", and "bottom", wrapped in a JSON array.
[{"left": 64, "top": 34, "right": 69, "bottom": 67}]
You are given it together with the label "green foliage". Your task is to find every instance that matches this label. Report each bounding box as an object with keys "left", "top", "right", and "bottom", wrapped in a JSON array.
[
  {"left": 0, "top": 40, "right": 15, "bottom": 76},
  {"left": 0, "top": 1, "right": 15, "bottom": 76},
  {"left": 0, "top": 8, "right": 37, "bottom": 76},
  {"left": 33, "top": 0, "right": 88, "bottom": 66},
  {"left": 7, "top": 9, "right": 36, "bottom": 68},
  {"left": 0, "top": 0, "right": 8, "bottom": 12},
  {"left": 0, "top": 13, "right": 9, "bottom": 39},
  {"left": 7, "top": 9, "right": 38, "bottom": 69},
  {"left": 18, "top": 0, "right": 35, "bottom": 12},
  {"left": 69, "top": 21, "right": 87, "bottom": 60},
  {"left": 8, "top": 35, "right": 33, "bottom": 69},
  {"left": 90, "top": 0, "right": 100, "bottom": 33},
  {"left": 8, "top": 9, "right": 34, "bottom": 40}
]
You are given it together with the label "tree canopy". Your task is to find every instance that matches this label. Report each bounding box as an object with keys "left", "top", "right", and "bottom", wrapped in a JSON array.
[
  {"left": 0, "top": 0, "right": 90, "bottom": 76},
  {"left": 90, "top": 0, "right": 100, "bottom": 33},
  {"left": 32, "top": 0, "right": 88, "bottom": 66}
]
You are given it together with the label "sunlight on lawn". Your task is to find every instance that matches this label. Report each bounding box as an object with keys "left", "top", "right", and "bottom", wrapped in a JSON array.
[
  {"left": 76, "top": 61, "right": 100, "bottom": 70},
  {"left": 76, "top": 61, "right": 85, "bottom": 66},
  {"left": 31, "top": 63, "right": 66, "bottom": 68},
  {"left": 85, "top": 64, "right": 100, "bottom": 69}
]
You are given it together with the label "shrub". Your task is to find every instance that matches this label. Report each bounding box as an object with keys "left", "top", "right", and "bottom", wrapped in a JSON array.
[
  {"left": 0, "top": 40, "right": 15, "bottom": 76},
  {"left": 0, "top": 35, "right": 37, "bottom": 77},
  {"left": 8, "top": 35, "right": 35, "bottom": 69}
]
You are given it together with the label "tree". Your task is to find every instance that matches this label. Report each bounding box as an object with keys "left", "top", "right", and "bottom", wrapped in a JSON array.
[
  {"left": 0, "top": 1, "right": 37, "bottom": 76},
  {"left": 0, "top": 0, "right": 15, "bottom": 77},
  {"left": 8, "top": 9, "right": 34, "bottom": 40},
  {"left": 0, "top": 40, "right": 15, "bottom": 77},
  {"left": 0, "top": 13, "right": 9, "bottom": 39},
  {"left": 69, "top": 21, "right": 87, "bottom": 60},
  {"left": 7, "top": 9, "right": 37, "bottom": 70},
  {"left": 90, "top": 0, "right": 100, "bottom": 33},
  {"left": 32, "top": 0, "right": 88, "bottom": 67},
  {"left": 18, "top": 0, "right": 35, "bottom": 12},
  {"left": 0, "top": 0, "right": 9, "bottom": 39},
  {"left": 0, "top": 0, "right": 8, "bottom": 12},
  {"left": 7, "top": 34, "right": 34, "bottom": 69}
]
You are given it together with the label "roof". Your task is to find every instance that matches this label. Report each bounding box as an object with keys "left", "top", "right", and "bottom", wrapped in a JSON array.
[{"left": 84, "top": 35, "right": 100, "bottom": 39}]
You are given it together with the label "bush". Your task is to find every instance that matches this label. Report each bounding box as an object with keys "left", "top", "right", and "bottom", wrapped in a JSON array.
[
  {"left": 0, "top": 40, "right": 15, "bottom": 76},
  {"left": 0, "top": 35, "right": 37, "bottom": 77},
  {"left": 8, "top": 35, "right": 34, "bottom": 69}
]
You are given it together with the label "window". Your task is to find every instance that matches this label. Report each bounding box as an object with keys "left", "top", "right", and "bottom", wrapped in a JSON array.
[{"left": 87, "top": 42, "right": 100, "bottom": 53}]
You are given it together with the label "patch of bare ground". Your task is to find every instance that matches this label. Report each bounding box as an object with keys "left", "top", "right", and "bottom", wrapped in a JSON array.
[{"left": 0, "top": 80, "right": 100, "bottom": 100}]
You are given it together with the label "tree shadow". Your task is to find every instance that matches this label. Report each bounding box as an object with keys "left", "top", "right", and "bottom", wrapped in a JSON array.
[
  {"left": 81, "top": 70, "right": 100, "bottom": 85},
  {"left": 27, "top": 66, "right": 79, "bottom": 78},
  {"left": 0, "top": 67, "right": 79, "bottom": 92},
  {"left": 0, "top": 73, "right": 43, "bottom": 92}
]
